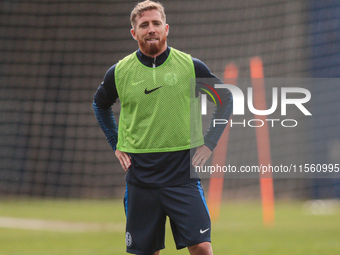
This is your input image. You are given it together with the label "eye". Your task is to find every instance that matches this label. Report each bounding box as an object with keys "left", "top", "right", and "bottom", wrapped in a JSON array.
[{"left": 140, "top": 23, "right": 148, "bottom": 28}]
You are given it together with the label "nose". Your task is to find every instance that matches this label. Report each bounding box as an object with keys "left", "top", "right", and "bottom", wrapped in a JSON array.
[{"left": 148, "top": 24, "right": 156, "bottom": 34}]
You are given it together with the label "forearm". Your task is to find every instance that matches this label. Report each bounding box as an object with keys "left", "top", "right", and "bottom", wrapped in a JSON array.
[
  {"left": 92, "top": 100, "right": 118, "bottom": 151},
  {"left": 204, "top": 88, "right": 233, "bottom": 151}
]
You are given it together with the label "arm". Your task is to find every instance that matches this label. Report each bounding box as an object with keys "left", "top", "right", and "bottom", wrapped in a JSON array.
[
  {"left": 92, "top": 100, "right": 118, "bottom": 151},
  {"left": 93, "top": 65, "right": 131, "bottom": 171},
  {"left": 191, "top": 58, "right": 233, "bottom": 167},
  {"left": 203, "top": 85, "right": 233, "bottom": 151}
]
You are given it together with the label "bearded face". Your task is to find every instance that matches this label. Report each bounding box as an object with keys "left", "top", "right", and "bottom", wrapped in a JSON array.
[{"left": 131, "top": 10, "right": 169, "bottom": 58}]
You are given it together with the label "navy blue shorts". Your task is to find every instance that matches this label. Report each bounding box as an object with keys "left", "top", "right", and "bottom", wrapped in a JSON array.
[{"left": 124, "top": 180, "right": 211, "bottom": 255}]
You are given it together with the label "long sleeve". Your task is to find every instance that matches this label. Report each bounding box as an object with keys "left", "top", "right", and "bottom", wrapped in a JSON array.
[
  {"left": 193, "top": 57, "right": 233, "bottom": 151},
  {"left": 203, "top": 88, "right": 233, "bottom": 151},
  {"left": 93, "top": 100, "right": 118, "bottom": 151},
  {"left": 93, "top": 64, "right": 119, "bottom": 151}
]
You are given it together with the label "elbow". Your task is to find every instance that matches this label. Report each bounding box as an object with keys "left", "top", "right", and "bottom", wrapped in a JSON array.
[
  {"left": 92, "top": 100, "right": 100, "bottom": 113},
  {"left": 92, "top": 99, "right": 98, "bottom": 109}
]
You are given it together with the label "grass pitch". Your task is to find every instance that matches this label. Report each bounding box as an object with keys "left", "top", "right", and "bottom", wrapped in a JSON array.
[{"left": 0, "top": 199, "right": 339, "bottom": 255}]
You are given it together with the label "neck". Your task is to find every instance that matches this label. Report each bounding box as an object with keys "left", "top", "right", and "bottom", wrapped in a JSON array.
[
  {"left": 139, "top": 44, "right": 168, "bottom": 58},
  {"left": 136, "top": 46, "right": 170, "bottom": 68}
]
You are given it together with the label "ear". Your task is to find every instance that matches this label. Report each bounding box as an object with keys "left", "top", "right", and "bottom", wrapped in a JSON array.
[
  {"left": 131, "top": 28, "right": 137, "bottom": 41},
  {"left": 165, "top": 24, "right": 169, "bottom": 36}
]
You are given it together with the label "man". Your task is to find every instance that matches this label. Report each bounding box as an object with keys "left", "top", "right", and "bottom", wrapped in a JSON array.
[{"left": 93, "top": 1, "right": 232, "bottom": 254}]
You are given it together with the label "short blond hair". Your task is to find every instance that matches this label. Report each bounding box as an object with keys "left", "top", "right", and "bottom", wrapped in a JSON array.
[{"left": 130, "top": 0, "right": 166, "bottom": 29}]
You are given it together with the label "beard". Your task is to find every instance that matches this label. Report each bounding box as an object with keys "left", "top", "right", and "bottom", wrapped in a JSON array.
[{"left": 138, "top": 35, "right": 167, "bottom": 57}]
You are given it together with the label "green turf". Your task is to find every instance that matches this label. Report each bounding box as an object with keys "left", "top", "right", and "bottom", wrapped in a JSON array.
[{"left": 0, "top": 199, "right": 339, "bottom": 255}]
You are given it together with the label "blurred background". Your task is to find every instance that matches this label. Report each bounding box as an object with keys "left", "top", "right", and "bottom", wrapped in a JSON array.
[{"left": 1, "top": 0, "right": 339, "bottom": 200}]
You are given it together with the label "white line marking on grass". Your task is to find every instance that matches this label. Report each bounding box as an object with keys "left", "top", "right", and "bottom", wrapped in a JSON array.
[{"left": 0, "top": 217, "right": 125, "bottom": 232}]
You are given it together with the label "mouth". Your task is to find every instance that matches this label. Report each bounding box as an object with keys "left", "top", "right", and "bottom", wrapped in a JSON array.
[{"left": 146, "top": 38, "right": 159, "bottom": 43}]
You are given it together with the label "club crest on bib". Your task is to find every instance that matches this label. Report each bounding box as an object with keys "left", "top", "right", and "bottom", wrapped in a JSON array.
[{"left": 164, "top": 72, "right": 178, "bottom": 86}]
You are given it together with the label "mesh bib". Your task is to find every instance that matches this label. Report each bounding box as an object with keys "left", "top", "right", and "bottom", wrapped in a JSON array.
[{"left": 115, "top": 48, "right": 204, "bottom": 153}]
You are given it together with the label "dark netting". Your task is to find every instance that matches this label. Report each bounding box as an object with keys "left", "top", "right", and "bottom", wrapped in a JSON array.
[{"left": 1, "top": 0, "right": 339, "bottom": 198}]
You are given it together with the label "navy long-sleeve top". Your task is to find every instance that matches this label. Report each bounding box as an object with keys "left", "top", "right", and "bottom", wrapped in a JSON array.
[{"left": 93, "top": 47, "right": 233, "bottom": 187}]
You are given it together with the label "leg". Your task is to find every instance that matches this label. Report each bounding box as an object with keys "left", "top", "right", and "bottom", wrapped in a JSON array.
[
  {"left": 124, "top": 183, "right": 166, "bottom": 254},
  {"left": 188, "top": 242, "right": 213, "bottom": 255},
  {"left": 161, "top": 181, "right": 212, "bottom": 250}
]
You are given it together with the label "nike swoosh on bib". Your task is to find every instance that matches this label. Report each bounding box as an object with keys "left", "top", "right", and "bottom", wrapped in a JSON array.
[{"left": 144, "top": 86, "right": 162, "bottom": 94}]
